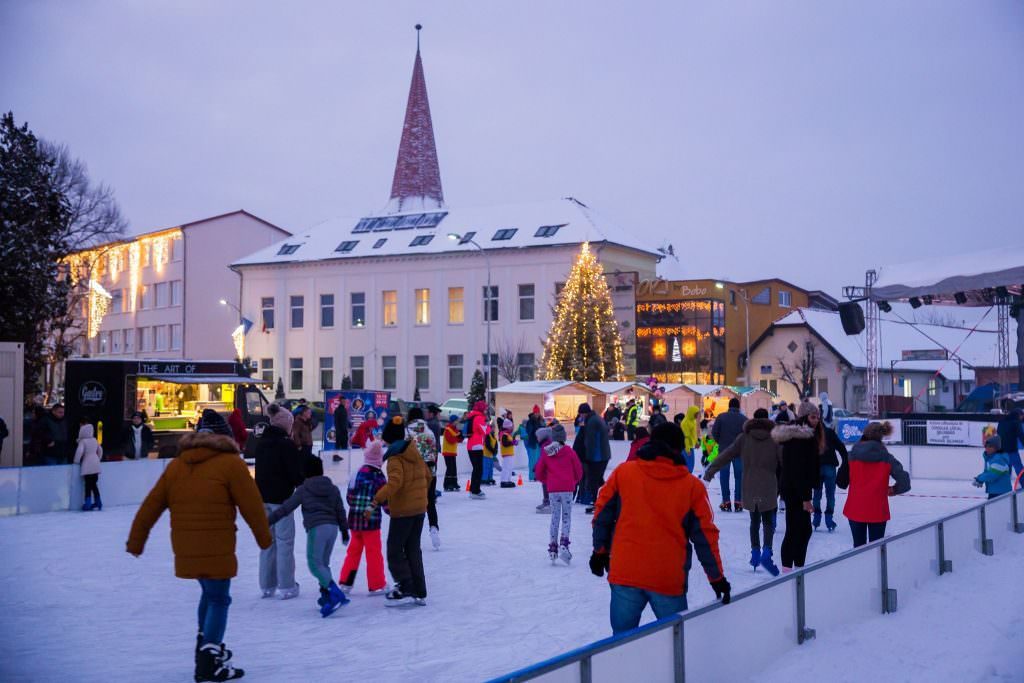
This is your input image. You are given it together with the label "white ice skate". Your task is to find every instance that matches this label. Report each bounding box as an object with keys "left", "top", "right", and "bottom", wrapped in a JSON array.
[
  {"left": 429, "top": 526, "right": 441, "bottom": 550},
  {"left": 559, "top": 544, "right": 572, "bottom": 566}
]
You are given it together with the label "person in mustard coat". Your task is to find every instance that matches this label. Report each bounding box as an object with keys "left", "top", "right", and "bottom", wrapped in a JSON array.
[{"left": 126, "top": 431, "right": 272, "bottom": 682}]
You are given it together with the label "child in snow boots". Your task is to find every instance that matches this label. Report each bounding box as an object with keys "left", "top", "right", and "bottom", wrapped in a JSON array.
[
  {"left": 499, "top": 418, "right": 518, "bottom": 488},
  {"left": 973, "top": 435, "right": 1011, "bottom": 499},
  {"left": 73, "top": 423, "right": 103, "bottom": 511},
  {"left": 267, "top": 457, "right": 351, "bottom": 617},
  {"left": 534, "top": 426, "right": 583, "bottom": 564},
  {"left": 340, "top": 441, "right": 389, "bottom": 595},
  {"left": 441, "top": 414, "right": 462, "bottom": 491}
]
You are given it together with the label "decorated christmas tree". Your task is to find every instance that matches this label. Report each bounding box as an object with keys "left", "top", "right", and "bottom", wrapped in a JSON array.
[
  {"left": 466, "top": 368, "right": 486, "bottom": 406},
  {"left": 540, "top": 242, "right": 625, "bottom": 381}
]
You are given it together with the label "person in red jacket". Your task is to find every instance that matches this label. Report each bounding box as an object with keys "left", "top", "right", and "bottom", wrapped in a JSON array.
[
  {"left": 625, "top": 427, "right": 650, "bottom": 462},
  {"left": 463, "top": 401, "right": 489, "bottom": 498},
  {"left": 591, "top": 422, "right": 730, "bottom": 634},
  {"left": 843, "top": 421, "right": 910, "bottom": 547},
  {"left": 534, "top": 426, "right": 583, "bottom": 564},
  {"left": 350, "top": 411, "right": 378, "bottom": 449},
  {"left": 227, "top": 408, "right": 248, "bottom": 451}
]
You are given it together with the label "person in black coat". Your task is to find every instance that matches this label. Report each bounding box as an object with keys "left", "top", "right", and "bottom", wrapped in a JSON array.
[
  {"left": 333, "top": 397, "right": 350, "bottom": 460},
  {"left": 772, "top": 404, "right": 822, "bottom": 571},
  {"left": 121, "top": 411, "right": 155, "bottom": 460},
  {"left": 812, "top": 415, "right": 848, "bottom": 532}
]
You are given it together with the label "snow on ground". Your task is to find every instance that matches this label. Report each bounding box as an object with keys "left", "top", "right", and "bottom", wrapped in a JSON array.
[{"left": 0, "top": 441, "right": 992, "bottom": 682}]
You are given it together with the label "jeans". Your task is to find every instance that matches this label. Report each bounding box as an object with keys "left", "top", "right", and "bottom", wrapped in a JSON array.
[
  {"left": 469, "top": 450, "right": 483, "bottom": 494},
  {"left": 197, "top": 579, "right": 231, "bottom": 645},
  {"left": 781, "top": 495, "right": 812, "bottom": 568},
  {"left": 849, "top": 520, "right": 887, "bottom": 548},
  {"left": 684, "top": 448, "right": 695, "bottom": 473},
  {"left": 812, "top": 465, "right": 837, "bottom": 515},
  {"left": 526, "top": 444, "right": 541, "bottom": 481},
  {"left": 339, "top": 529, "right": 386, "bottom": 591},
  {"left": 609, "top": 583, "right": 687, "bottom": 634},
  {"left": 259, "top": 503, "right": 297, "bottom": 592},
  {"left": 443, "top": 454, "right": 459, "bottom": 490},
  {"left": 387, "top": 514, "right": 426, "bottom": 598},
  {"left": 482, "top": 456, "right": 494, "bottom": 482},
  {"left": 719, "top": 457, "right": 743, "bottom": 503},
  {"left": 1007, "top": 451, "right": 1022, "bottom": 483},
  {"left": 749, "top": 509, "right": 776, "bottom": 550}
]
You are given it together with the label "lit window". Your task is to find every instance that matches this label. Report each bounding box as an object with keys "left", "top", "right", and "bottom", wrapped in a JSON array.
[
  {"left": 518, "top": 284, "right": 535, "bottom": 321},
  {"left": 448, "top": 354, "right": 463, "bottom": 389},
  {"left": 383, "top": 291, "right": 398, "bottom": 327},
  {"left": 902, "top": 378, "right": 912, "bottom": 398},
  {"left": 335, "top": 240, "right": 359, "bottom": 253},
  {"left": 261, "top": 297, "right": 275, "bottom": 330},
  {"left": 260, "top": 358, "right": 274, "bottom": 384},
  {"left": 409, "top": 235, "right": 434, "bottom": 247},
  {"left": 928, "top": 379, "right": 937, "bottom": 396},
  {"left": 382, "top": 355, "right": 397, "bottom": 390},
  {"left": 320, "top": 357, "right": 334, "bottom": 391},
  {"left": 289, "top": 358, "right": 303, "bottom": 392},
  {"left": 320, "top": 294, "right": 335, "bottom": 328},
  {"left": 779, "top": 290, "right": 792, "bottom": 307},
  {"left": 351, "top": 292, "right": 366, "bottom": 327},
  {"left": 373, "top": 238, "right": 387, "bottom": 249},
  {"left": 448, "top": 287, "right": 464, "bottom": 324},
  {"left": 534, "top": 224, "right": 565, "bottom": 238},
  {"left": 482, "top": 285, "right": 499, "bottom": 322},
  {"left": 277, "top": 244, "right": 301, "bottom": 256},
  {"left": 350, "top": 356, "right": 364, "bottom": 389},
  {"left": 290, "top": 295, "right": 304, "bottom": 329},
  {"left": 415, "top": 288, "right": 430, "bottom": 325},
  {"left": 414, "top": 355, "right": 429, "bottom": 390},
  {"left": 492, "top": 228, "right": 517, "bottom": 241}
]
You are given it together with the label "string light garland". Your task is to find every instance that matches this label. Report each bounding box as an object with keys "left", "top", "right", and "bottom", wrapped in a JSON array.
[{"left": 539, "top": 242, "right": 625, "bottom": 381}]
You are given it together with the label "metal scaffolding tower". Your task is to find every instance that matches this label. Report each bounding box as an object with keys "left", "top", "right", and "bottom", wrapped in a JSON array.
[
  {"left": 996, "top": 295, "right": 1010, "bottom": 402},
  {"left": 864, "top": 270, "right": 880, "bottom": 417}
]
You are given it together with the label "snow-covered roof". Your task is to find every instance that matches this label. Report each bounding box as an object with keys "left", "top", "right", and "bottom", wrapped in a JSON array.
[
  {"left": 580, "top": 381, "right": 647, "bottom": 395},
  {"left": 231, "top": 198, "right": 659, "bottom": 267},
  {"left": 871, "top": 243, "right": 1024, "bottom": 304},
  {"left": 491, "top": 380, "right": 590, "bottom": 395},
  {"left": 683, "top": 384, "right": 734, "bottom": 396},
  {"left": 765, "top": 308, "right": 1000, "bottom": 371}
]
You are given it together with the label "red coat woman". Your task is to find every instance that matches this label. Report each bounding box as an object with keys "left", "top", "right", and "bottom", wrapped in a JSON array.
[{"left": 842, "top": 421, "right": 910, "bottom": 547}]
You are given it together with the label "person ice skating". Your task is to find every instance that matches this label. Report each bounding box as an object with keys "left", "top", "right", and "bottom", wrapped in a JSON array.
[
  {"left": 367, "top": 416, "right": 431, "bottom": 606},
  {"left": 267, "top": 456, "right": 351, "bottom": 617},
  {"left": 591, "top": 422, "right": 730, "bottom": 634},
  {"left": 73, "top": 423, "right": 103, "bottom": 511},
  {"left": 535, "top": 421, "right": 566, "bottom": 513},
  {"left": 121, "top": 411, "right": 154, "bottom": 460},
  {"left": 819, "top": 392, "right": 835, "bottom": 429},
  {"left": 351, "top": 410, "right": 378, "bottom": 448},
  {"left": 524, "top": 406, "right": 543, "bottom": 481},
  {"left": 254, "top": 404, "right": 304, "bottom": 600},
  {"left": 579, "top": 403, "right": 611, "bottom": 515},
  {"left": 811, "top": 409, "right": 848, "bottom": 532},
  {"left": 333, "top": 397, "right": 350, "bottom": 454},
  {"left": 227, "top": 408, "right": 248, "bottom": 451},
  {"left": 407, "top": 406, "right": 441, "bottom": 550},
  {"left": 699, "top": 422, "right": 718, "bottom": 469},
  {"left": 464, "top": 401, "right": 489, "bottom": 498},
  {"left": 441, "top": 414, "right": 462, "bottom": 492},
  {"left": 997, "top": 409, "right": 1024, "bottom": 482},
  {"left": 196, "top": 408, "right": 233, "bottom": 438},
  {"left": 625, "top": 426, "right": 650, "bottom": 462},
  {"left": 291, "top": 406, "right": 314, "bottom": 459},
  {"left": 843, "top": 421, "right": 910, "bottom": 547},
  {"left": 704, "top": 409, "right": 782, "bottom": 576},
  {"left": 126, "top": 430, "right": 272, "bottom": 682},
  {"left": 973, "top": 435, "right": 1011, "bottom": 499},
  {"left": 534, "top": 426, "right": 583, "bottom": 564},
  {"left": 712, "top": 398, "right": 747, "bottom": 512},
  {"left": 499, "top": 418, "right": 518, "bottom": 488},
  {"left": 340, "top": 440, "right": 389, "bottom": 594},
  {"left": 773, "top": 403, "right": 821, "bottom": 571}
]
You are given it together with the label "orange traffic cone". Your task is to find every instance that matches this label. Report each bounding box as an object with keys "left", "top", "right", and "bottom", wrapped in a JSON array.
[
  {"left": 465, "top": 479, "right": 471, "bottom": 492},
  {"left": 517, "top": 474, "right": 524, "bottom": 486}
]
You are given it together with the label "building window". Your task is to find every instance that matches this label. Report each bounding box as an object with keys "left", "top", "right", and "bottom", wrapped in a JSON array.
[
  {"left": 383, "top": 291, "right": 398, "bottom": 327},
  {"left": 335, "top": 240, "right": 359, "bottom": 253},
  {"left": 350, "top": 356, "right": 364, "bottom": 389},
  {"left": 482, "top": 353, "right": 499, "bottom": 388},
  {"left": 902, "top": 378, "right": 912, "bottom": 398},
  {"left": 121, "top": 288, "right": 131, "bottom": 312},
  {"left": 492, "top": 228, "right": 517, "bottom": 241},
  {"left": 414, "top": 355, "right": 429, "bottom": 390},
  {"left": 261, "top": 297, "right": 275, "bottom": 330},
  {"left": 534, "top": 224, "right": 564, "bottom": 238},
  {"left": 170, "top": 280, "right": 182, "bottom": 306},
  {"left": 110, "top": 289, "right": 123, "bottom": 314},
  {"left": 260, "top": 358, "right": 274, "bottom": 383},
  {"left": 124, "top": 327, "right": 135, "bottom": 353},
  {"left": 482, "top": 285, "right": 499, "bottom": 322},
  {"left": 751, "top": 287, "right": 771, "bottom": 305},
  {"left": 457, "top": 231, "right": 476, "bottom": 245},
  {"left": 170, "top": 324, "right": 182, "bottom": 350},
  {"left": 141, "top": 242, "right": 150, "bottom": 267},
  {"left": 277, "top": 244, "right": 301, "bottom": 256},
  {"left": 170, "top": 236, "right": 181, "bottom": 261},
  {"left": 290, "top": 295, "right": 304, "bottom": 328},
  {"left": 415, "top": 288, "right": 430, "bottom": 325},
  {"left": 448, "top": 287, "right": 464, "bottom": 324},
  {"left": 729, "top": 290, "right": 736, "bottom": 306},
  {"left": 448, "top": 354, "right": 463, "bottom": 390},
  {"left": 769, "top": 379, "right": 778, "bottom": 394},
  {"left": 373, "top": 238, "right": 387, "bottom": 249},
  {"left": 111, "top": 330, "right": 121, "bottom": 354},
  {"left": 351, "top": 292, "right": 366, "bottom": 327},
  {"left": 289, "top": 358, "right": 303, "bottom": 392},
  {"left": 382, "top": 356, "right": 397, "bottom": 390},
  {"left": 815, "top": 378, "right": 829, "bottom": 395},
  {"left": 320, "top": 357, "right": 334, "bottom": 390},
  {"left": 760, "top": 365, "right": 773, "bottom": 374},
  {"left": 154, "top": 282, "right": 169, "bottom": 308},
  {"left": 517, "top": 352, "right": 535, "bottom": 381},
  {"left": 779, "top": 290, "right": 792, "bottom": 308},
  {"left": 138, "top": 285, "right": 150, "bottom": 310},
  {"left": 155, "top": 325, "right": 169, "bottom": 351},
  {"left": 409, "top": 235, "right": 434, "bottom": 247},
  {"left": 139, "top": 327, "right": 152, "bottom": 352},
  {"left": 518, "top": 284, "right": 535, "bottom": 321},
  {"left": 320, "top": 294, "right": 335, "bottom": 328},
  {"left": 928, "top": 378, "right": 937, "bottom": 396}
]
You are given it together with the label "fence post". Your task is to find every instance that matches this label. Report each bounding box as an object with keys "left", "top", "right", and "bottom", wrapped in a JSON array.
[
  {"left": 937, "top": 522, "right": 952, "bottom": 574},
  {"left": 978, "top": 506, "right": 994, "bottom": 556},
  {"left": 1012, "top": 491, "right": 1024, "bottom": 534},
  {"left": 580, "top": 655, "right": 592, "bottom": 683},
  {"left": 796, "top": 574, "right": 816, "bottom": 644},
  {"left": 674, "top": 619, "right": 685, "bottom": 683},
  {"left": 879, "top": 543, "right": 898, "bottom": 613}
]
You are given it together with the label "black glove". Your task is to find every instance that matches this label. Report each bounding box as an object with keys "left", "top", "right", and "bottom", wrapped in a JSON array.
[
  {"left": 341, "top": 529, "right": 350, "bottom": 545},
  {"left": 589, "top": 552, "right": 609, "bottom": 578},
  {"left": 710, "top": 577, "right": 731, "bottom": 605}
]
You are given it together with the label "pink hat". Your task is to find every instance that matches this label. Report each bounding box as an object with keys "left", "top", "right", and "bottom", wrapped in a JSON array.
[{"left": 363, "top": 440, "right": 384, "bottom": 469}]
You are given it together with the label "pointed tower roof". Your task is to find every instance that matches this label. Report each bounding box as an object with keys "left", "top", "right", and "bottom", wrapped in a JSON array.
[{"left": 386, "top": 25, "right": 444, "bottom": 214}]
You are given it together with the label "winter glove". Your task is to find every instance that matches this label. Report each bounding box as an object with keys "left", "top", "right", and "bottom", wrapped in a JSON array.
[
  {"left": 710, "top": 577, "right": 731, "bottom": 605},
  {"left": 341, "top": 529, "right": 350, "bottom": 545},
  {"left": 589, "top": 551, "right": 609, "bottom": 578},
  {"left": 972, "top": 479, "right": 984, "bottom": 489}
]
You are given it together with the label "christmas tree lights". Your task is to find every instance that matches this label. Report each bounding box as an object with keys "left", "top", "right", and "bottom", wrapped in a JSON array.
[{"left": 539, "top": 242, "right": 625, "bottom": 381}]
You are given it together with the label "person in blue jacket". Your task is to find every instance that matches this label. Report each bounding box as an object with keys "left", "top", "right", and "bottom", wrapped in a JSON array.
[
  {"left": 973, "top": 435, "right": 1011, "bottom": 499},
  {"left": 996, "top": 409, "right": 1023, "bottom": 485}
]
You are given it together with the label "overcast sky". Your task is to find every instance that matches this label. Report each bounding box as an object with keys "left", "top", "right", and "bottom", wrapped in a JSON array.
[{"left": 3, "top": 1, "right": 1022, "bottom": 296}]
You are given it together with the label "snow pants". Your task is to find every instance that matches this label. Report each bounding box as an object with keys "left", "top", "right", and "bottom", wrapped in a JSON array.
[
  {"left": 501, "top": 455, "right": 515, "bottom": 484},
  {"left": 339, "top": 529, "right": 387, "bottom": 591},
  {"left": 259, "top": 503, "right": 297, "bottom": 593},
  {"left": 548, "top": 492, "right": 573, "bottom": 545},
  {"left": 197, "top": 579, "right": 231, "bottom": 646},
  {"left": 387, "top": 514, "right": 427, "bottom": 598},
  {"left": 482, "top": 456, "right": 495, "bottom": 483},
  {"left": 306, "top": 524, "right": 339, "bottom": 589},
  {"left": 780, "top": 495, "right": 812, "bottom": 568}
]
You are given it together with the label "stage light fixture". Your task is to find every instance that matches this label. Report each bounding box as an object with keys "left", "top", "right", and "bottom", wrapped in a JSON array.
[
  {"left": 877, "top": 300, "right": 892, "bottom": 313},
  {"left": 909, "top": 297, "right": 922, "bottom": 309},
  {"left": 954, "top": 292, "right": 967, "bottom": 305},
  {"left": 995, "top": 286, "right": 1009, "bottom": 298}
]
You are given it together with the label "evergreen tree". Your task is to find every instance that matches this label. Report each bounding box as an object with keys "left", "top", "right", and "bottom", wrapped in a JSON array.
[
  {"left": 466, "top": 368, "right": 486, "bottom": 406},
  {"left": 540, "top": 242, "right": 624, "bottom": 381},
  {"left": 275, "top": 377, "right": 286, "bottom": 399}
]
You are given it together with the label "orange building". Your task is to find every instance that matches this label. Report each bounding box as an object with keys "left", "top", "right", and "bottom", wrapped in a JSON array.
[{"left": 634, "top": 278, "right": 836, "bottom": 385}]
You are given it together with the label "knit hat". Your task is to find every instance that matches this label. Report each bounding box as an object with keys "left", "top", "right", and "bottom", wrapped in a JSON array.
[
  {"left": 382, "top": 415, "right": 406, "bottom": 443},
  {"left": 268, "top": 404, "right": 294, "bottom": 432},
  {"left": 502, "top": 418, "right": 513, "bottom": 430},
  {"left": 532, "top": 404, "right": 541, "bottom": 414},
  {"left": 473, "top": 401, "right": 487, "bottom": 413},
  {"left": 551, "top": 423, "right": 567, "bottom": 443},
  {"left": 448, "top": 413, "right": 459, "bottom": 423},
  {"left": 577, "top": 402, "right": 592, "bottom": 415},
  {"left": 797, "top": 401, "right": 819, "bottom": 418},
  {"left": 536, "top": 427, "right": 553, "bottom": 445},
  {"left": 363, "top": 440, "right": 384, "bottom": 468},
  {"left": 985, "top": 434, "right": 1002, "bottom": 450},
  {"left": 651, "top": 422, "right": 684, "bottom": 454}
]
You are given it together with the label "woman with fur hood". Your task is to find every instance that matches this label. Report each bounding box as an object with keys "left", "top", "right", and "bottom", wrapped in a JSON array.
[
  {"left": 773, "top": 402, "right": 822, "bottom": 572},
  {"left": 74, "top": 423, "right": 103, "bottom": 511},
  {"left": 842, "top": 421, "right": 910, "bottom": 547}
]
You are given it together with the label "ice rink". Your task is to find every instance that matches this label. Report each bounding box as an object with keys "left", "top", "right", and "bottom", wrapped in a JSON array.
[{"left": 0, "top": 442, "right": 992, "bottom": 682}]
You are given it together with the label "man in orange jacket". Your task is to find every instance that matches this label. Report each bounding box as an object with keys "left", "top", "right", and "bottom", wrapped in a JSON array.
[{"left": 591, "top": 422, "right": 730, "bottom": 634}]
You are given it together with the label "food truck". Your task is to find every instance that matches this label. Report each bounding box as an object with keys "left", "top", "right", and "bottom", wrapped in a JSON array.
[{"left": 64, "top": 359, "right": 272, "bottom": 458}]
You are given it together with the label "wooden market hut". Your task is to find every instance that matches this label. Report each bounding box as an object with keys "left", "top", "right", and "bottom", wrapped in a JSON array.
[
  {"left": 654, "top": 383, "right": 702, "bottom": 419},
  {"left": 492, "top": 380, "right": 596, "bottom": 425},
  {"left": 582, "top": 382, "right": 651, "bottom": 418},
  {"left": 732, "top": 386, "right": 777, "bottom": 415},
  {"left": 684, "top": 384, "right": 741, "bottom": 419}
]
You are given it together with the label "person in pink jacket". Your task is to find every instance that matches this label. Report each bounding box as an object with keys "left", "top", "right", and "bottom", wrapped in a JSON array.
[{"left": 534, "top": 426, "right": 583, "bottom": 565}]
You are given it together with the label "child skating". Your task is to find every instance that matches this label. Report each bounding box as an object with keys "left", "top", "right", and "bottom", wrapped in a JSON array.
[
  {"left": 499, "top": 418, "right": 518, "bottom": 488},
  {"left": 73, "top": 423, "right": 103, "bottom": 511},
  {"left": 441, "top": 414, "right": 462, "bottom": 491},
  {"left": 973, "top": 435, "right": 1011, "bottom": 499},
  {"left": 533, "top": 426, "right": 583, "bottom": 564},
  {"left": 340, "top": 441, "right": 389, "bottom": 594}
]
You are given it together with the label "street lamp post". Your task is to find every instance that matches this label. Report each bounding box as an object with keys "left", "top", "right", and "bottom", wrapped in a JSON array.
[
  {"left": 219, "top": 298, "right": 242, "bottom": 320},
  {"left": 449, "top": 233, "right": 492, "bottom": 408}
]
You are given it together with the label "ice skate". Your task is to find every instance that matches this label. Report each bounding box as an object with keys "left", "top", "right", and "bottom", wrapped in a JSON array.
[
  {"left": 719, "top": 501, "right": 732, "bottom": 512},
  {"left": 368, "top": 583, "right": 391, "bottom": 596},
  {"left": 733, "top": 501, "right": 743, "bottom": 513},
  {"left": 317, "top": 587, "right": 330, "bottom": 607},
  {"left": 384, "top": 587, "right": 417, "bottom": 607},
  {"left": 825, "top": 513, "right": 837, "bottom": 532},
  {"left": 277, "top": 583, "right": 300, "bottom": 600},
  {"left": 559, "top": 540, "right": 572, "bottom": 565},
  {"left": 759, "top": 548, "right": 780, "bottom": 576},
  {"left": 429, "top": 526, "right": 441, "bottom": 550},
  {"left": 320, "top": 582, "right": 349, "bottom": 617},
  {"left": 535, "top": 502, "right": 550, "bottom": 514},
  {"left": 260, "top": 589, "right": 275, "bottom": 599},
  {"left": 195, "top": 633, "right": 232, "bottom": 664},
  {"left": 469, "top": 492, "right": 486, "bottom": 500},
  {"left": 413, "top": 597, "right": 427, "bottom": 606},
  {"left": 749, "top": 548, "right": 762, "bottom": 570},
  {"left": 548, "top": 542, "right": 558, "bottom": 564},
  {"left": 812, "top": 511, "right": 822, "bottom": 530},
  {"left": 500, "top": 481, "right": 516, "bottom": 488},
  {"left": 81, "top": 496, "right": 92, "bottom": 512},
  {"left": 195, "top": 643, "right": 243, "bottom": 681}
]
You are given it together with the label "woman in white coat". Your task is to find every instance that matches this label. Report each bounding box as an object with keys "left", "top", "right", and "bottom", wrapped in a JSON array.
[{"left": 74, "top": 423, "right": 103, "bottom": 511}]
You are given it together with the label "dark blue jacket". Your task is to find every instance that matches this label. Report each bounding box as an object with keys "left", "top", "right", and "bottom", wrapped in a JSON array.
[
  {"left": 711, "top": 407, "right": 747, "bottom": 451},
  {"left": 997, "top": 411, "right": 1023, "bottom": 453},
  {"left": 583, "top": 413, "right": 611, "bottom": 463}
]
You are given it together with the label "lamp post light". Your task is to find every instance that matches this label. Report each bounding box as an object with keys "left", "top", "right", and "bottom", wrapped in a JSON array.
[
  {"left": 219, "top": 298, "right": 242, "bottom": 318},
  {"left": 449, "top": 232, "right": 492, "bottom": 408}
]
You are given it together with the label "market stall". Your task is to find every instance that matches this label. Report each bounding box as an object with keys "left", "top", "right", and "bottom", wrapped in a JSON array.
[
  {"left": 652, "top": 383, "right": 701, "bottom": 419},
  {"left": 492, "top": 380, "right": 596, "bottom": 425},
  {"left": 583, "top": 382, "right": 650, "bottom": 418},
  {"left": 684, "top": 384, "right": 741, "bottom": 419},
  {"left": 732, "top": 386, "right": 776, "bottom": 415}
]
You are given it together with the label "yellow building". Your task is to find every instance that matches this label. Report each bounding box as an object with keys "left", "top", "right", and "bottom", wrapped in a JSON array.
[{"left": 634, "top": 278, "right": 836, "bottom": 385}]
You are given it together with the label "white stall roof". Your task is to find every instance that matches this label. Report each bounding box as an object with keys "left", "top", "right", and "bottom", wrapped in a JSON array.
[
  {"left": 492, "top": 380, "right": 587, "bottom": 394},
  {"left": 683, "top": 384, "right": 728, "bottom": 396},
  {"left": 581, "top": 381, "right": 647, "bottom": 394}
]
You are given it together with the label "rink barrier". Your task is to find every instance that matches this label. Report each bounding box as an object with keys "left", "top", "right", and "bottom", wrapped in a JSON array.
[{"left": 488, "top": 489, "right": 1024, "bottom": 683}]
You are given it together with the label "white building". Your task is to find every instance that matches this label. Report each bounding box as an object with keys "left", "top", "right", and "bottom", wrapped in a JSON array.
[
  {"left": 233, "top": 39, "right": 658, "bottom": 401},
  {"left": 748, "top": 308, "right": 999, "bottom": 412}
]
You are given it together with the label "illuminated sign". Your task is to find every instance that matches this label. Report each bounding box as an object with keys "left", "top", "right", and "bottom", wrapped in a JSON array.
[{"left": 637, "top": 279, "right": 715, "bottom": 298}]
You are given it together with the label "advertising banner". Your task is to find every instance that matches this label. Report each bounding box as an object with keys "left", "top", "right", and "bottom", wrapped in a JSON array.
[
  {"left": 323, "top": 390, "right": 391, "bottom": 448},
  {"left": 925, "top": 420, "right": 998, "bottom": 447},
  {"left": 836, "top": 418, "right": 902, "bottom": 445}
]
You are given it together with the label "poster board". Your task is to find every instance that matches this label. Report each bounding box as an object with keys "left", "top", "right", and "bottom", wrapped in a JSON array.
[{"left": 323, "top": 390, "right": 391, "bottom": 448}]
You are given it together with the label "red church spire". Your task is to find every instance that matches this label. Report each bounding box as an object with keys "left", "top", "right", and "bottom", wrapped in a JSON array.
[{"left": 387, "top": 24, "right": 444, "bottom": 213}]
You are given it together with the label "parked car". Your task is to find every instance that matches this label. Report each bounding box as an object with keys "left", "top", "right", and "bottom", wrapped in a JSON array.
[{"left": 438, "top": 398, "right": 469, "bottom": 421}]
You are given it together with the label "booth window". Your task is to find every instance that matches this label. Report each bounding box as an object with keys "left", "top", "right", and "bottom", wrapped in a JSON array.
[
  {"left": 414, "top": 355, "right": 429, "bottom": 390},
  {"left": 261, "top": 297, "right": 275, "bottom": 330},
  {"left": 415, "top": 288, "right": 430, "bottom": 325},
  {"left": 448, "top": 354, "right": 463, "bottom": 390},
  {"left": 320, "top": 294, "right": 335, "bottom": 328},
  {"left": 517, "top": 353, "right": 535, "bottom": 381},
  {"left": 290, "top": 295, "right": 304, "bottom": 329},
  {"left": 383, "top": 291, "right": 398, "bottom": 327},
  {"left": 260, "top": 358, "right": 274, "bottom": 384},
  {"left": 289, "top": 357, "right": 303, "bottom": 392},
  {"left": 319, "top": 357, "right": 334, "bottom": 391},
  {"left": 350, "top": 356, "right": 364, "bottom": 389},
  {"left": 351, "top": 292, "right": 366, "bottom": 328},
  {"left": 518, "top": 284, "right": 535, "bottom": 321},
  {"left": 382, "top": 356, "right": 397, "bottom": 390},
  {"left": 448, "top": 287, "right": 464, "bottom": 324}
]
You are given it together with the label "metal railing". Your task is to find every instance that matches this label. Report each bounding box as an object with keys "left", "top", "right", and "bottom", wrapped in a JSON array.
[{"left": 487, "top": 489, "right": 1024, "bottom": 683}]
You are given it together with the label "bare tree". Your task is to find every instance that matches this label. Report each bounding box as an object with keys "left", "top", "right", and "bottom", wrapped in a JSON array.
[
  {"left": 496, "top": 335, "right": 528, "bottom": 384},
  {"left": 914, "top": 309, "right": 961, "bottom": 328},
  {"left": 778, "top": 339, "right": 818, "bottom": 399}
]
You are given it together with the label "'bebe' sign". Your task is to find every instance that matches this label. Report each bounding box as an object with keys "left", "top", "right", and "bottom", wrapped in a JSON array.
[{"left": 637, "top": 279, "right": 710, "bottom": 298}]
